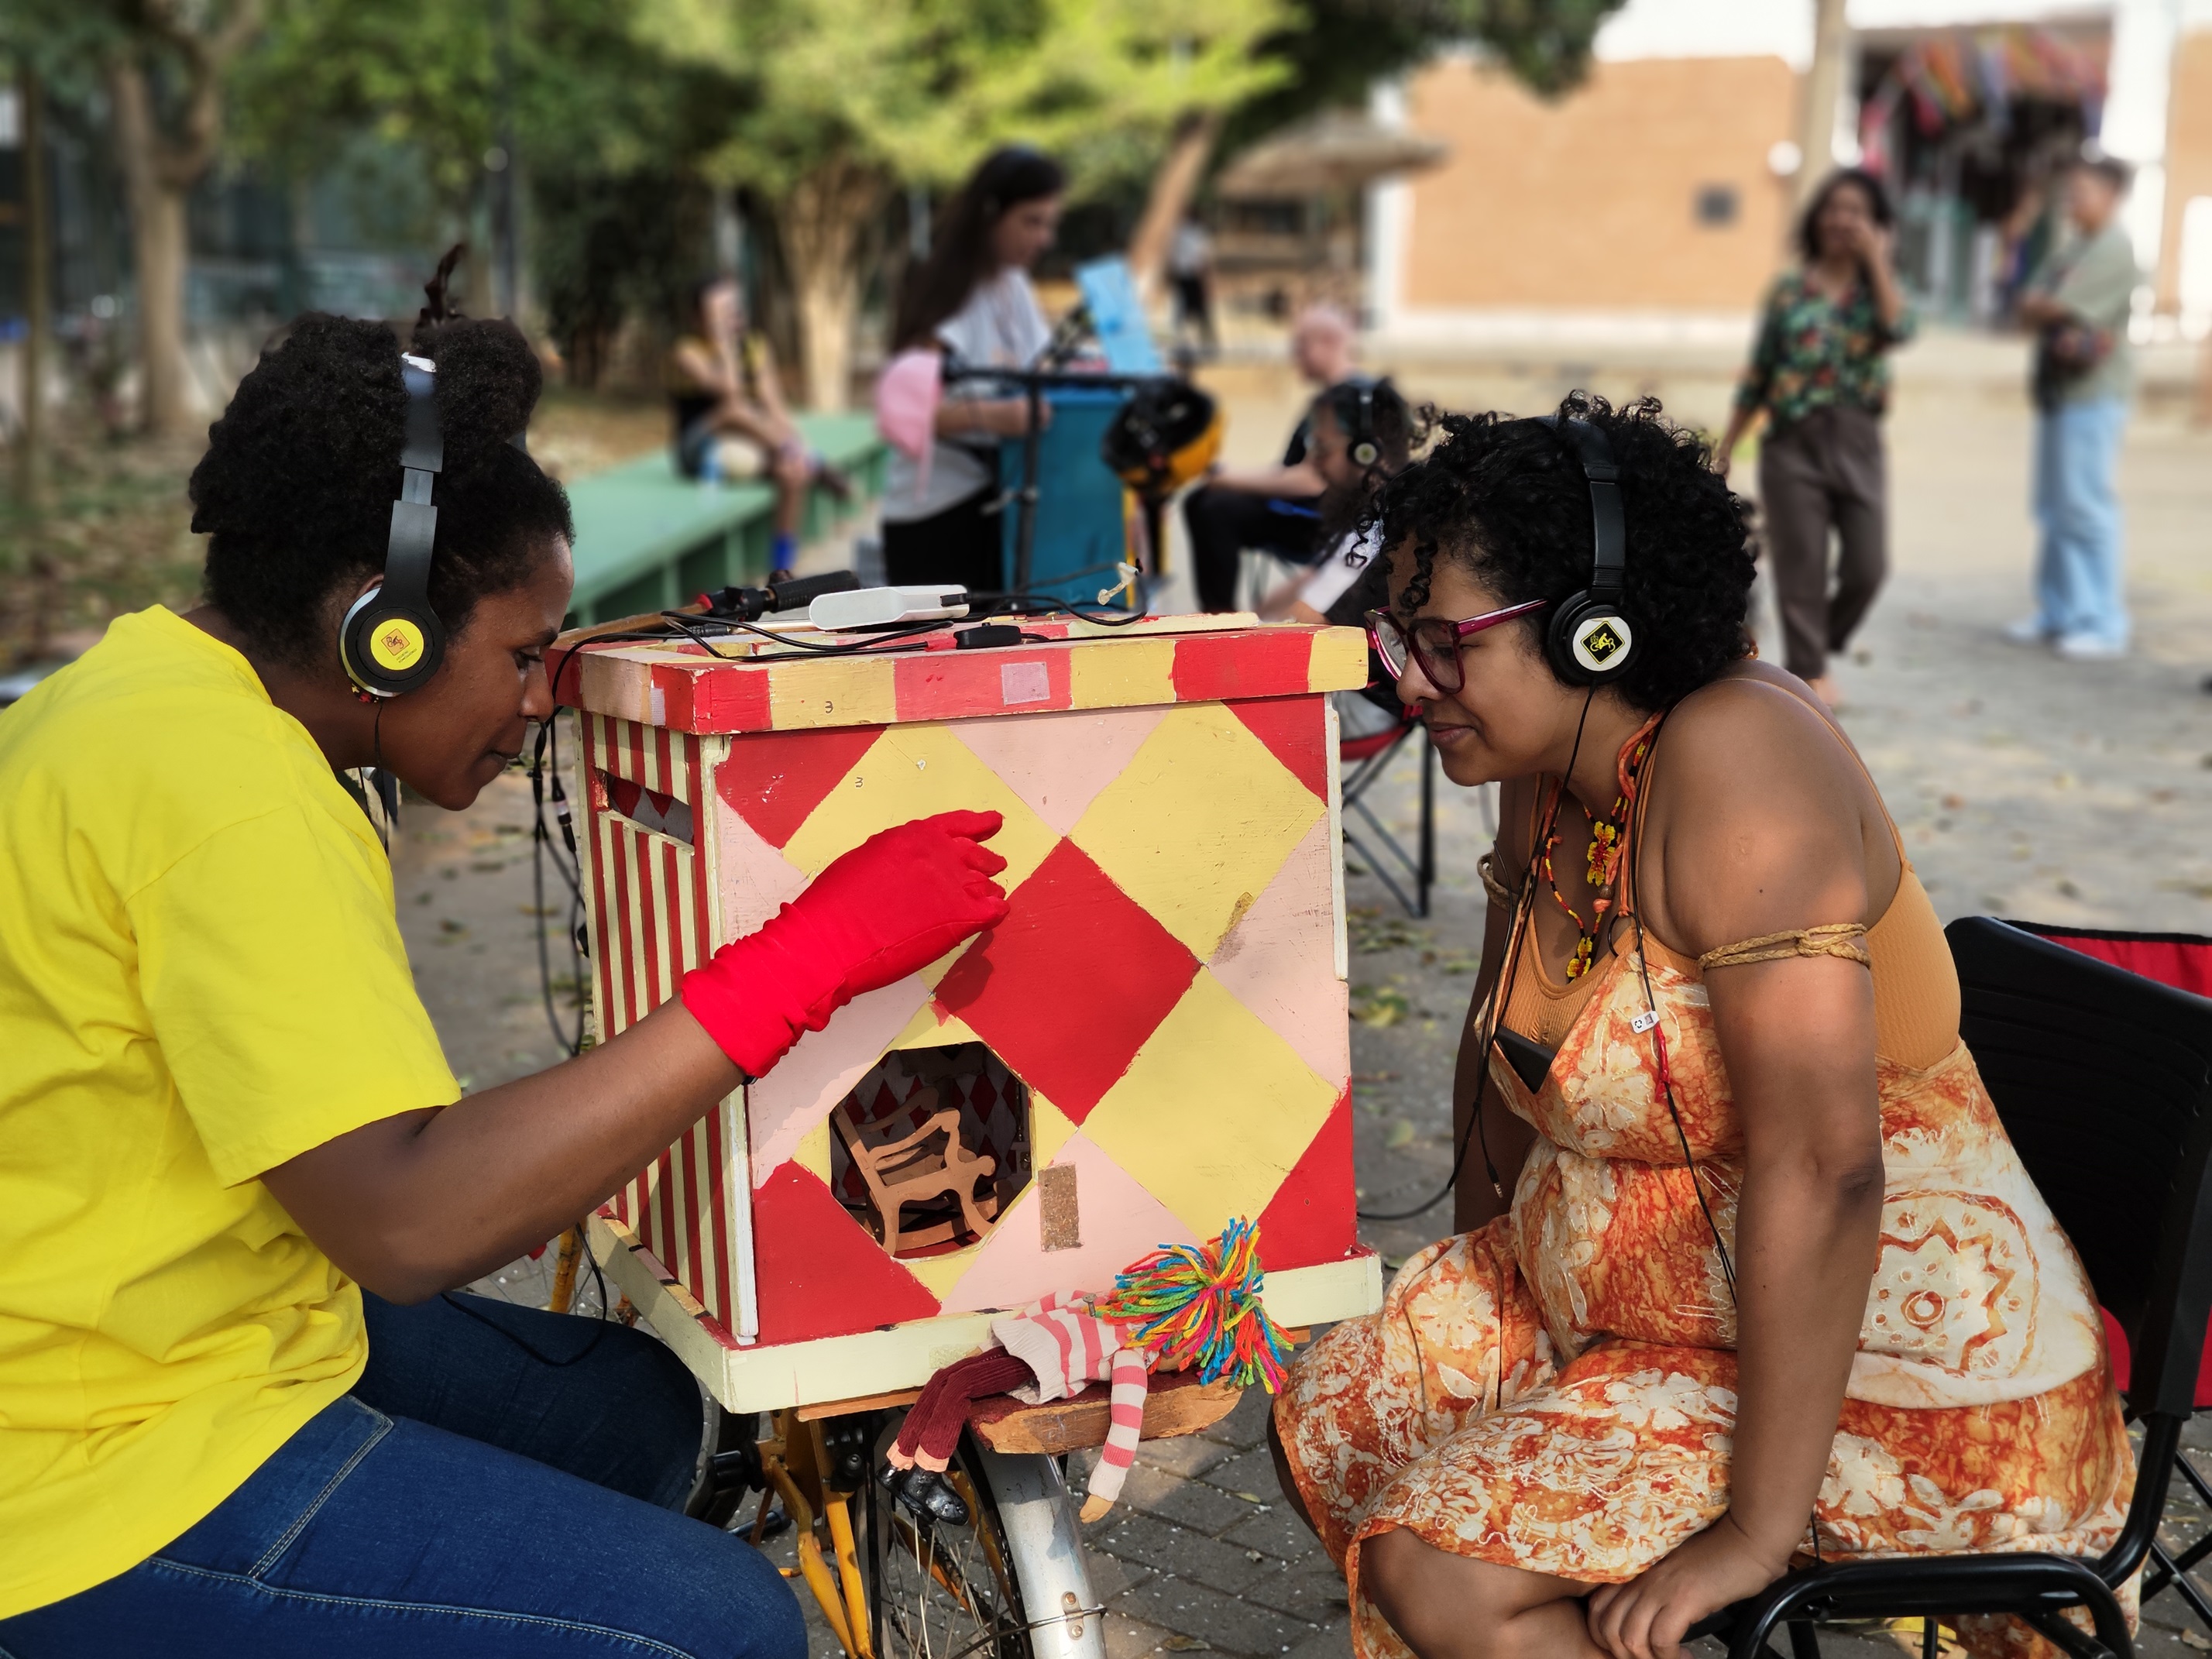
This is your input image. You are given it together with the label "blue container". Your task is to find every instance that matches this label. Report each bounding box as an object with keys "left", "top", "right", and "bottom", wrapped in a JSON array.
[{"left": 998, "top": 387, "right": 1134, "bottom": 609}]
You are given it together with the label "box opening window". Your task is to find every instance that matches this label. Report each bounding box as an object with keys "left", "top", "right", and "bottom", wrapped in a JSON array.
[{"left": 829, "top": 1042, "right": 1030, "bottom": 1259}]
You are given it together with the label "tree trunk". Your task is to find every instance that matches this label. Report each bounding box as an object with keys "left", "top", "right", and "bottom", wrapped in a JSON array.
[
  {"left": 108, "top": 57, "right": 195, "bottom": 438},
  {"left": 777, "top": 157, "right": 884, "bottom": 410},
  {"left": 18, "top": 63, "right": 50, "bottom": 507},
  {"left": 101, "top": 3, "right": 263, "bottom": 438},
  {"left": 1127, "top": 112, "right": 1224, "bottom": 304},
  {"left": 1796, "top": 0, "right": 1850, "bottom": 211}
]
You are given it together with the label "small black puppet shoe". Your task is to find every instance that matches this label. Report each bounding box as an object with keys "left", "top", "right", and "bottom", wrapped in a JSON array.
[{"left": 884, "top": 1465, "right": 971, "bottom": 1528}]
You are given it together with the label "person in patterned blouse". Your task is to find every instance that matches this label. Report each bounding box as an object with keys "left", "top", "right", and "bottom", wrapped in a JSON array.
[{"left": 1716, "top": 168, "right": 1914, "bottom": 706}]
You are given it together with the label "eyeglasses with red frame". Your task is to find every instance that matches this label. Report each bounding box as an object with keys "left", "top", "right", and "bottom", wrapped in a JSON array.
[{"left": 1364, "top": 599, "right": 1549, "bottom": 696}]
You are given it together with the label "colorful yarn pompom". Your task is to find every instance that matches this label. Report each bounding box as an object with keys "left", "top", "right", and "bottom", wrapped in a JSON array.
[{"left": 1094, "top": 1219, "right": 1293, "bottom": 1393}]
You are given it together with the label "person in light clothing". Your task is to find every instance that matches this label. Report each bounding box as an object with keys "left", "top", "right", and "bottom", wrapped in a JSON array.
[{"left": 2011, "top": 156, "right": 2141, "bottom": 660}]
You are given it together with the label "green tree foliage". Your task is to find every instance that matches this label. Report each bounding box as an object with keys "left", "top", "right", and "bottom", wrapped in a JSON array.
[
  {"left": 1223, "top": 0, "right": 1625, "bottom": 156},
  {"left": 228, "top": 0, "right": 747, "bottom": 369},
  {"left": 636, "top": 0, "right": 1294, "bottom": 406}
]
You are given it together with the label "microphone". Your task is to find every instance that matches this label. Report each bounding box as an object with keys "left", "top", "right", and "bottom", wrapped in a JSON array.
[{"left": 698, "top": 569, "right": 863, "bottom": 622}]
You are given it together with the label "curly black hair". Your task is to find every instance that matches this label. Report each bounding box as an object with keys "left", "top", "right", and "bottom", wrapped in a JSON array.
[
  {"left": 1374, "top": 392, "right": 1753, "bottom": 713},
  {"left": 191, "top": 283, "right": 573, "bottom": 669}
]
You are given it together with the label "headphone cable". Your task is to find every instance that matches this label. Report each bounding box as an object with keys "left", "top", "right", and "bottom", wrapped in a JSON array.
[
  {"left": 1357, "top": 689, "right": 1595, "bottom": 1223},
  {"left": 1623, "top": 706, "right": 1738, "bottom": 1297}
]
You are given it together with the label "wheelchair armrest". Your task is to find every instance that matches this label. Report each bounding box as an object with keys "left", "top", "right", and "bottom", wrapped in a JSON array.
[{"left": 1694, "top": 1553, "right": 2131, "bottom": 1659}]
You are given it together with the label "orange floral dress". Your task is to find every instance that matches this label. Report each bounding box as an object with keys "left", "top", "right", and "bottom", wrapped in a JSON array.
[{"left": 1275, "top": 731, "right": 2132, "bottom": 1659}]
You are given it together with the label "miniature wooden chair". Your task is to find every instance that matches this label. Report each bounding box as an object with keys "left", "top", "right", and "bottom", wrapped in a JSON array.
[{"left": 832, "top": 1088, "right": 1001, "bottom": 1258}]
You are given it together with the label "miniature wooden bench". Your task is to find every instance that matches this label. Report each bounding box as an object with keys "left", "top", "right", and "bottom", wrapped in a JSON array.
[{"left": 562, "top": 411, "right": 886, "bottom": 627}]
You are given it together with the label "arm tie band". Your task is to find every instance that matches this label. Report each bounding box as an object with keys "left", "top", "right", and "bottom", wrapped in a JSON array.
[{"left": 1697, "top": 922, "right": 1870, "bottom": 970}]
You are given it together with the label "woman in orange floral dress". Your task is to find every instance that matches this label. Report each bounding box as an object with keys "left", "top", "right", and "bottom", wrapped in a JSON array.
[{"left": 1269, "top": 397, "right": 2129, "bottom": 1659}]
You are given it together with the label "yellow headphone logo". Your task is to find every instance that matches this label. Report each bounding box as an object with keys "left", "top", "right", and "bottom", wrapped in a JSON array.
[
  {"left": 1580, "top": 621, "right": 1623, "bottom": 663},
  {"left": 1571, "top": 614, "right": 1632, "bottom": 674},
  {"left": 369, "top": 617, "right": 425, "bottom": 673}
]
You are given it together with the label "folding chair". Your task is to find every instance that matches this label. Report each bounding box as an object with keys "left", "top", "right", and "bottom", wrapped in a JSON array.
[
  {"left": 2016, "top": 924, "right": 2212, "bottom": 1638},
  {"left": 1695, "top": 916, "right": 2212, "bottom": 1659},
  {"left": 1340, "top": 716, "right": 1434, "bottom": 919}
]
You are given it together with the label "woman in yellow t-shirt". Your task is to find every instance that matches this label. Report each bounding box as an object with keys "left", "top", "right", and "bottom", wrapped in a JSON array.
[{"left": 0, "top": 294, "right": 1008, "bottom": 1654}]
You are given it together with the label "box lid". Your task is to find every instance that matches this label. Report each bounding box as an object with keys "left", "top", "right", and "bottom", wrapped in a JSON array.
[{"left": 558, "top": 613, "right": 1370, "bottom": 735}]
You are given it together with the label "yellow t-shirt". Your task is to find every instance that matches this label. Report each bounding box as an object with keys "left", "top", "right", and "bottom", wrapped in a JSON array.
[{"left": 0, "top": 606, "right": 459, "bottom": 1617}]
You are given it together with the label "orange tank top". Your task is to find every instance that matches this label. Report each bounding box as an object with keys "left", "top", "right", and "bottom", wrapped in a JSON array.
[
  {"left": 1486, "top": 682, "right": 2104, "bottom": 1410},
  {"left": 1502, "top": 682, "right": 1956, "bottom": 1067}
]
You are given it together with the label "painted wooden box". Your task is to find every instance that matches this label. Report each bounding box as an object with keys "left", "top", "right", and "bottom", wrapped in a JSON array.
[{"left": 566, "top": 614, "right": 1385, "bottom": 1410}]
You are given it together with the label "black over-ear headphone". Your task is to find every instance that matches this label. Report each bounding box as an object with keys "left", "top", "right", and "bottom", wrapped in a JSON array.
[
  {"left": 1345, "top": 377, "right": 1379, "bottom": 469},
  {"left": 340, "top": 352, "right": 447, "bottom": 698},
  {"left": 1535, "top": 411, "right": 1636, "bottom": 687}
]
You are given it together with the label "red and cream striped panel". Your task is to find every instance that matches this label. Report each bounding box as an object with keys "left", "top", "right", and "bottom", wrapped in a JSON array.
[
  {"left": 569, "top": 621, "right": 1369, "bottom": 737},
  {"left": 577, "top": 710, "right": 755, "bottom": 1345}
]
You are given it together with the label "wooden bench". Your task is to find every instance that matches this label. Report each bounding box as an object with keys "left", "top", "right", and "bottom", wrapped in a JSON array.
[{"left": 562, "top": 411, "right": 888, "bottom": 627}]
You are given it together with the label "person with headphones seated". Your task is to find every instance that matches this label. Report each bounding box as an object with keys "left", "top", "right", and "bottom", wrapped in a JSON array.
[
  {"left": 1181, "top": 302, "right": 1361, "bottom": 612},
  {"left": 1253, "top": 378, "right": 1418, "bottom": 740},
  {"left": 1267, "top": 394, "right": 2128, "bottom": 1659},
  {"left": 1255, "top": 377, "right": 1414, "bottom": 627},
  {"left": 0, "top": 282, "right": 1009, "bottom": 1654}
]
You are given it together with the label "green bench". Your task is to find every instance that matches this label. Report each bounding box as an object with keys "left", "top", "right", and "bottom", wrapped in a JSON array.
[{"left": 562, "top": 412, "right": 888, "bottom": 626}]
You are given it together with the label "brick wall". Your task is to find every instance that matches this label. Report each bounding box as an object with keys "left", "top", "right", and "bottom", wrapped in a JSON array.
[{"left": 1398, "top": 54, "right": 1802, "bottom": 314}]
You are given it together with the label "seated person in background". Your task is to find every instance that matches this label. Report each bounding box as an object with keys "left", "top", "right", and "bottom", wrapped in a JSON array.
[
  {"left": 1259, "top": 377, "right": 1416, "bottom": 628},
  {"left": 1255, "top": 377, "right": 1420, "bottom": 739},
  {"left": 1270, "top": 395, "right": 2130, "bottom": 1659},
  {"left": 1183, "top": 301, "right": 1360, "bottom": 610},
  {"left": 668, "top": 275, "right": 850, "bottom": 575}
]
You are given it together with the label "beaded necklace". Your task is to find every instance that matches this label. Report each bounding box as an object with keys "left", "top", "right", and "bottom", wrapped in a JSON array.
[{"left": 1539, "top": 713, "right": 1664, "bottom": 980}]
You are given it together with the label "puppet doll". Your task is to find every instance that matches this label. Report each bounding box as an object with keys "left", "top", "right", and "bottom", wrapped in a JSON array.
[{"left": 881, "top": 1221, "right": 1287, "bottom": 1525}]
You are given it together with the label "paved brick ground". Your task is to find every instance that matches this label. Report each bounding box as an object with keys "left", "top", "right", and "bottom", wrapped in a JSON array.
[{"left": 407, "top": 377, "right": 2212, "bottom": 1659}]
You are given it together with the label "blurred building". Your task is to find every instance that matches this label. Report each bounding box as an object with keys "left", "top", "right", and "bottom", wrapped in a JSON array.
[{"left": 1364, "top": 0, "right": 2210, "bottom": 343}]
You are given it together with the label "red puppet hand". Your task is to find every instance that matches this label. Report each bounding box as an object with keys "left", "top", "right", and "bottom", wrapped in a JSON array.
[{"left": 679, "top": 810, "right": 1010, "bottom": 1077}]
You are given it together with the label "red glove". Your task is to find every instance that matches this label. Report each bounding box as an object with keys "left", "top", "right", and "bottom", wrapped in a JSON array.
[{"left": 679, "top": 809, "right": 1010, "bottom": 1077}]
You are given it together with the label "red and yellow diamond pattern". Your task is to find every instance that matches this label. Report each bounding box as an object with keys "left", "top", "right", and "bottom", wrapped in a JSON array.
[{"left": 576, "top": 623, "right": 1367, "bottom": 1364}]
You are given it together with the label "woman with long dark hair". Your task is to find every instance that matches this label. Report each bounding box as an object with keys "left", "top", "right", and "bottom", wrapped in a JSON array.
[
  {"left": 881, "top": 146, "right": 1066, "bottom": 594},
  {"left": 0, "top": 276, "right": 1008, "bottom": 1650},
  {"left": 1716, "top": 167, "right": 1913, "bottom": 707}
]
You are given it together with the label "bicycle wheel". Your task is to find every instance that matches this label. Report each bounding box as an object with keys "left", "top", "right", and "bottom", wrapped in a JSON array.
[{"left": 867, "top": 1423, "right": 1104, "bottom": 1659}]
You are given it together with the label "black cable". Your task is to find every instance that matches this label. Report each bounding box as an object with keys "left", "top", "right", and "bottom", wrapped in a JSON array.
[
  {"left": 438, "top": 1249, "right": 610, "bottom": 1367},
  {"left": 1619, "top": 710, "right": 1812, "bottom": 1557},
  {"left": 974, "top": 591, "right": 1152, "bottom": 627},
  {"left": 657, "top": 609, "right": 951, "bottom": 658},
  {"left": 549, "top": 589, "right": 1161, "bottom": 701},
  {"left": 529, "top": 713, "right": 586, "bottom": 1058},
  {"left": 1622, "top": 707, "right": 1737, "bottom": 1300},
  {"left": 1358, "top": 692, "right": 1596, "bottom": 1223}
]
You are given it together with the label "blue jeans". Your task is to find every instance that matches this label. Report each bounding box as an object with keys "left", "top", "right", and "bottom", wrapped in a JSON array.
[
  {"left": 2032, "top": 395, "right": 2129, "bottom": 645},
  {"left": 0, "top": 1293, "right": 805, "bottom": 1658}
]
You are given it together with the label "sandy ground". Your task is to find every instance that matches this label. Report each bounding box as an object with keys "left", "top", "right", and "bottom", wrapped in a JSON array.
[{"left": 396, "top": 366, "right": 2212, "bottom": 1659}]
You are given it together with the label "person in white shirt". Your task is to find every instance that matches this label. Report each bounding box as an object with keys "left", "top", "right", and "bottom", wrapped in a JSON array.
[
  {"left": 881, "top": 148, "right": 1066, "bottom": 595},
  {"left": 1168, "top": 214, "right": 1216, "bottom": 356}
]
